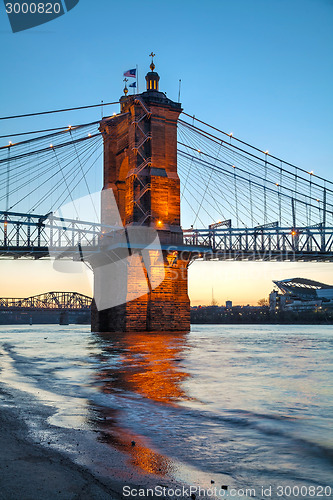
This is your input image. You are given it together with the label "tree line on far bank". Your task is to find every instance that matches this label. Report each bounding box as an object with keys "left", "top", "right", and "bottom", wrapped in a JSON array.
[{"left": 190, "top": 306, "right": 333, "bottom": 325}]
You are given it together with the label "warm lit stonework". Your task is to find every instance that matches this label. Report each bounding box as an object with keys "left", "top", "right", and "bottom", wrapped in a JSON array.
[{"left": 91, "top": 62, "right": 191, "bottom": 332}]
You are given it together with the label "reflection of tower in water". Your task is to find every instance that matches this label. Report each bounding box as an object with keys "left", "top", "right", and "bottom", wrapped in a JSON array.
[{"left": 89, "top": 331, "right": 191, "bottom": 475}]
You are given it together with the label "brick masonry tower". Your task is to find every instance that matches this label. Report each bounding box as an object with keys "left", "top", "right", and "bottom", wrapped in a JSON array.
[{"left": 91, "top": 56, "right": 191, "bottom": 332}]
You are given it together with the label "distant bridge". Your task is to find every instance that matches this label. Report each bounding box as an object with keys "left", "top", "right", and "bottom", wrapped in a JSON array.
[
  {"left": 0, "top": 291, "right": 92, "bottom": 310},
  {"left": 0, "top": 291, "right": 92, "bottom": 325}
]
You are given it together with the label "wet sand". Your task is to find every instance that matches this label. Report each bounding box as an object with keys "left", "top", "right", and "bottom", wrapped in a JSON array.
[
  {"left": 0, "top": 339, "right": 182, "bottom": 500},
  {"left": 0, "top": 399, "right": 121, "bottom": 500},
  {"left": 0, "top": 384, "right": 188, "bottom": 500}
]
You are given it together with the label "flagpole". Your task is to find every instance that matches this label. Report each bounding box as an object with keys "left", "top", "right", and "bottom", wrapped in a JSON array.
[{"left": 136, "top": 64, "right": 139, "bottom": 93}]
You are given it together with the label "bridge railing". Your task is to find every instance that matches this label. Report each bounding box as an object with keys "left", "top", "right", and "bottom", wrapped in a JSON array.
[
  {"left": 0, "top": 211, "right": 102, "bottom": 254},
  {"left": 183, "top": 226, "right": 333, "bottom": 259},
  {"left": 1, "top": 210, "right": 333, "bottom": 261}
]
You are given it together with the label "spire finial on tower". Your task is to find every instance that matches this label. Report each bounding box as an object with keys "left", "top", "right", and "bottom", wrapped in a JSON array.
[
  {"left": 145, "top": 52, "right": 160, "bottom": 91},
  {"left": 123, "top": 77, "right": 128, "bottom": 95},
  {"left": 149, "top": 52, "right": 156, "bottom": 71}
]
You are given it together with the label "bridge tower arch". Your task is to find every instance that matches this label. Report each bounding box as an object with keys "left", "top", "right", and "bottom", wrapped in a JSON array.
[{"left": 91, "top": 59, "right": 191, "bottom": 332}]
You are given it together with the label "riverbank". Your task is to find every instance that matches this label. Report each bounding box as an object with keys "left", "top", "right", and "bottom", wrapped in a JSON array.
[
  {"left": 0, "top": 389, "right": 121, "bottom": 500},
  {"left": 0, "top": 380, "right": 192, "bottom": 500},
  {"left": 191, "top": 305, "right": 333, "bottom": 324}
]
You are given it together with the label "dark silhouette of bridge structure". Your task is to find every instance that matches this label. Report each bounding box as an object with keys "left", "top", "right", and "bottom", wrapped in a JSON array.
[
  {"left": 0, "top": 291, "right": 92, "bottom": 310},
  {"left": 0, "top": 291, "right": 92, "bottom": 325}
]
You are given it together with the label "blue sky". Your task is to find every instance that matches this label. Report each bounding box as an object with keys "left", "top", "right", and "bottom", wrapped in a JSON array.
[{"left": 0, "top": 0, "right": 333, "bottom": 304}]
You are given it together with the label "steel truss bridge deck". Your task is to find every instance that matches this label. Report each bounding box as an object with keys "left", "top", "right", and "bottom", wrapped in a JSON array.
[
  {"left": 183, "top": 227, "right": 333, "bottom": 262},
  {"left": 0, "top": 291, "right": 92, "bottom": 310},
  {"left": 1, "top": 211, "right": 333, "bottom": 262}
]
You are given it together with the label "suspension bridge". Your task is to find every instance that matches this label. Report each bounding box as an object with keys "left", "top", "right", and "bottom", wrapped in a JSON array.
[
  {"left": 1, "top": 115, "right": 332, "bottom": 261},
  {"left": 1, "top": 58, "right": 332, "bottom": 330}
]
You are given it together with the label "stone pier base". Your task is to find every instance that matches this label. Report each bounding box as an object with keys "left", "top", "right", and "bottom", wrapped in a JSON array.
[{"left": 91, "top": 254, "right": 190, "bottom": 332}]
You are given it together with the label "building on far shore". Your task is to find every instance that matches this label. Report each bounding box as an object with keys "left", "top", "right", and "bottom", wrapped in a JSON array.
[{"left": 269, "top": 278, "right": 333, "bottom": 312}]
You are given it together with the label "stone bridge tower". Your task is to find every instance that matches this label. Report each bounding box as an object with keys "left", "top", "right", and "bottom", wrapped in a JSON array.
[{"left": 91, "top": 58, "right": 191, "bottom": 332}]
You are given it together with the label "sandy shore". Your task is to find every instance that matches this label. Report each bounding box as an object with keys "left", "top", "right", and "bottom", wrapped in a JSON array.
[
  {"left": 0, "top": 383, "right": 190, "bottom": 500},
  {"left": 0, "top": 398, "right": 121, "bottom": 500}
]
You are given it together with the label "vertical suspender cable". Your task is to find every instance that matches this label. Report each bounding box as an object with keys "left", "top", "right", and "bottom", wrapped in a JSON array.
[
  {"left": 6, "top": 146, "right": 10, "bottom": 212},
  {"left": 323, "top": 185, "right": 327, "bottom": 227},
  {"left": 291, "top": 197, "right": 296, "bottom": 228},
  {"left": 52, "top": 147, "right": 79, "bottom": 219},
  {"left": 249, "top": 174, "right": 254, "bottom": 227},
  {"left": 279, "top": 164, "right": 282, "bottom": 226},
  {"left": 233, "top": 166, "right": 239, "bottom": 227},
  {"left": 308, "top": 175, "right": 312, "bottom": 226},
  {"left": 321, "top": 186, "right": 327, "bottom": 252},
  {"left": 70, "top": 130, "right": 99, "bottom": 220},
  {"left": 264, "top": 152, "right": 268, "bottom": 224}
]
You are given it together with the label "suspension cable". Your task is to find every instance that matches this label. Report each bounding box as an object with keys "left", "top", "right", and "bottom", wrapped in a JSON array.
[
  {"left": 0, "top": 101, "right": 119, "bottom": 121},
  {"left": 180, "top": 115, "right": 332, "bottom": 187}
]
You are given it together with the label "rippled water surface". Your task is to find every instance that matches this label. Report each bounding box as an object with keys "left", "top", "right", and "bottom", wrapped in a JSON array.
[{"left": 0, "top": 325, "right": 332, "bottom": 498}]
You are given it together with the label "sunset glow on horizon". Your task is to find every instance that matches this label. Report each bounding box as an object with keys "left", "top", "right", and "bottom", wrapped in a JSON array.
[{"left": 1, "top": 259, "right": 333, "bottom": 307}]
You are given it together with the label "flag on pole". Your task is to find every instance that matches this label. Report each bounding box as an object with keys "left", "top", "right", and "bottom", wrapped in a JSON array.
[
  {"left": 129, "top": 82, "right": 136, "bottom": 88},
  {"left": 123, "top": 68, "right": 136, "bottom": 78}
]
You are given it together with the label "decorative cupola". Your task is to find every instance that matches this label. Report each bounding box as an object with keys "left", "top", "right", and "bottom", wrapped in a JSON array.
[{"left": 145, "top": 52, "right": 160, "bottom": 91}]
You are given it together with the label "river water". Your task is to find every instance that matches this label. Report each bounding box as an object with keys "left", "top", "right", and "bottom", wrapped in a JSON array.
[{"left": 0, "top": 325, "right": 332, "bottom": 499}]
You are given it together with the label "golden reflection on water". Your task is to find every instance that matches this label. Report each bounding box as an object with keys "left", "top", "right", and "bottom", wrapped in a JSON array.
[
  {"left": 90, "top": 331, "right": 191, "bottom": 475},
  {"left": 95, "top": 406, "right": 174, "bottom": 476}
]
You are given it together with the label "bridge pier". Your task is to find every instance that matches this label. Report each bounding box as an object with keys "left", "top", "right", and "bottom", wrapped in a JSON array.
[
  {"left": 91, "top": 252, "right": 190, "bottom": 332},
  {"left": 91, "top": 59, "right": 191, "bottom": 332}
]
